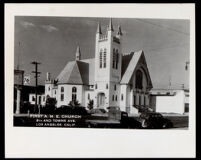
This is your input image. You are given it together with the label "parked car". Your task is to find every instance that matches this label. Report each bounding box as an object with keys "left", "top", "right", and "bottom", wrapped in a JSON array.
[
  {"left": 139, "top": 112, "right": 173, "bottom": 129},
  {"left": 107, "top": 106, "right": 122, "bottom": 120},
  {"left": 86, "top": 107, "right": 130, "bottom": 128}
]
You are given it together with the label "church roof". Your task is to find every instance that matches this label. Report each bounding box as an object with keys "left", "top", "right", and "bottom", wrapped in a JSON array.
[
  {"left": 56, "top": 58, "right": 95, "bottom": 85},
  {"left": 120, "top": 50, "right": 153, "bottom": 88},
  {"left": 57, "top": 61, "right": 83, "bottom": 84},
  {"left": 56, "top": 50, "right": 152, "bottom": 87},
  {"left": 121, "top": 52, "right": 135, "bottom": 77}
]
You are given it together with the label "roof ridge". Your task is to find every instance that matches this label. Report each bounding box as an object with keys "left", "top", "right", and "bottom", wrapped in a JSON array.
[
  {"left": 74, "top": 61, "right": 83, "bottom": 84},
  {"left": 57, "top": 61, "right": 74, "bottom": 80}
]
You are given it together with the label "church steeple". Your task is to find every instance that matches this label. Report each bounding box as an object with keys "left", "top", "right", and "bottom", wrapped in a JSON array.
[
  {"left": 96, "top": 22, "right": 102, "bottom": 34},
  {"left": 108, "top": 18, "right": 114, "bottom": 31},
  {"left": 75, "top": 46, "right": 81, "bottom": 61},
  {"left": 117, "top": 25, "right": 123, "bottom": 36}
]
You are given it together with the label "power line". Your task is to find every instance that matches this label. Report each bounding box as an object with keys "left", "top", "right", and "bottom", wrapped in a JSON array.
[{"left": 135, "top": 19, "right": 190, "bottom": 36}]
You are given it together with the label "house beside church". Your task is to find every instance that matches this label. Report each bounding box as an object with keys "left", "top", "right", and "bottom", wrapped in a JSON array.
[{"left": 45, "top": 19, "right": 153, "bottom": 114}]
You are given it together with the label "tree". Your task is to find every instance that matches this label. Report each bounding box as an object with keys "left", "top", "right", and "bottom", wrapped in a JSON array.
[
  {"left": 41, "top": 97, "right": 57, "bottom": 114},
  {"left": 87, "top": 100, "right": 94, "bottom": 110}
]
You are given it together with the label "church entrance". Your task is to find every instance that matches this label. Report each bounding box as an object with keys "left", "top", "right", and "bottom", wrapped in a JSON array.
[{"left": 97, "top": 93, "right": 105, "bottom": 107}]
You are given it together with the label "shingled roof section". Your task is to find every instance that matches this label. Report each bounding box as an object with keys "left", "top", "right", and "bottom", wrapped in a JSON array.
[
  {"left": 120, "top": 50, "right": 143, "bottom": 84},
  {"left": 80, "top": 58, "right": 95, "bottom": 85},
  {"left": 121, "top": 52, "right": 134, "bottom": 78},
  {"left": 77, "top": 61, "right": 89, "bottom": 84},
  {"left": 57, "top": 61, "right": 83, "bottom": 84},
  {"left": 56, "top": 61, "right": 75, "bottom": 83},
  {"left": 56, "top": 58, "right": 95, "bottom": 85}
]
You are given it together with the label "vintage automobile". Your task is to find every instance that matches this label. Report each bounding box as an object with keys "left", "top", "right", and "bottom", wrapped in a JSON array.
[
  {"left": 139, "top": 112, "right": 173, "bottom": 129},
  {"left": 86, "top": 106, "right": 140, "bottom": 128}
]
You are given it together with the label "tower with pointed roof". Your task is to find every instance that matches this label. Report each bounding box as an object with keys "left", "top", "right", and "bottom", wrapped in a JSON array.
[
  {"left": 94, "top": 18, "right": 124, "bottom": 108},
  {"left": 75, "top": 46, "right": 81, "bottom": 61}
]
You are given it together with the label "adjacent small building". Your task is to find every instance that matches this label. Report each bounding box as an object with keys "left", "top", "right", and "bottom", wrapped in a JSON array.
[
  {"left": 29, "top": 93, "right": 46, "bottom": 106},
  {"left": 150, "top": 89, "right": 189, "bottom": 114}
]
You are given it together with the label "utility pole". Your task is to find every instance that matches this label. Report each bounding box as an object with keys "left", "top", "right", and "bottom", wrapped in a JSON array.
[{"left": 31, "top": 61, "right": 41, "bottom": 114}]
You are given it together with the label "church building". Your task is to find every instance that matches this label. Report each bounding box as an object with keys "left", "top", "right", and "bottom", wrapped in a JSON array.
[{"left": 45, "top": 19, "right": 153, "bottom": 114}]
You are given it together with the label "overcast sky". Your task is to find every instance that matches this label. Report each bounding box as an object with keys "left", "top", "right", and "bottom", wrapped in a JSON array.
[{"left": 14, "top": 16, "right": 190, "bottom": 89}]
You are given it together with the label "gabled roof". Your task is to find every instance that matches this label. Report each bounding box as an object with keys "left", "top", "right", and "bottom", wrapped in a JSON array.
[
  {"left": 56, "top": 58, "right": 95, "bottom": 85},
  {"left": 57, "top": 61, "right": 83, "bottom": 84},
  {"left": 80, "top": 58, "right": 95, "bottom": 85},
  {"left": 121, "top": 52, "right": 134, "bottom": 77},
  {"left": 120, "top": 50, "right": 153, "bottom": 88}
]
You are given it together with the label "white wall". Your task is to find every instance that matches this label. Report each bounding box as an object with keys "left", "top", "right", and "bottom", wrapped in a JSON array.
[
  {"left": 94, "top": 82, "right": 110, "bottom": 109},
  {"left": 84, "top": 90, "right": 95, "bottom": 109},
  {"left": 57, "top": 84, "right": 83, "bottom": 108},
  {"left": 29, "top": 94, "right": 46, "bottom": 106},
  {"left": 155, "top": 90, "right": 185, "bottom": 114},
  {"left": 45, "top": 83, "right": 54, "bottom": 97}
]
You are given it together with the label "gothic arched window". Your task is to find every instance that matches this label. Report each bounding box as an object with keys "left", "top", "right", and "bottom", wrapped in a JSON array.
[
  {"left": 100, "top": 49, "right": 103, "bottom": 68},
  {"left": 113, "top": 48, "right": 116, "bottom": 68},
  {"left": 114, "top": 84, "right": 116, "bottom": 91},
  {"left": 116, "top": 49, "right": 119, "bottom": 69},
  {"left": 61, "top": 87, "right": 64, "bottom": 92},
  {"left": 106, "top": 83, "right": 108, "bottom": 89},
  {"left": 60, "top": 87, "right": 64, "bottom": 101},
  {"left": 121, "top": 94, "right": 123, "bottom": 101},
  {"left": 103, "top": 48, "right": 107, "bottom": 68},
  {"left": 135, "top": 70, "right": 143, "bottom": 89},
  {"left": 72, "top": 87, "right": 77, "bottom": 101}
]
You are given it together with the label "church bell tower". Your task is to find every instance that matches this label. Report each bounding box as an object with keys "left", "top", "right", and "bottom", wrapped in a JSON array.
[{"left": 94, "top": 18, "right": 123, "bottom": 108}]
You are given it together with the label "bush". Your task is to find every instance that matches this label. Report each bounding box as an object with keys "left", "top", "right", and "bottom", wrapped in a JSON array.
[
  {"left": 87, "top": 100, "right": 94, "bottom": 110},
  {"left": 40, "top": 97, "right": 57, "bottom": 114},
  {"left": 68, "top": 100, "right": 80, "bottom": 107}
]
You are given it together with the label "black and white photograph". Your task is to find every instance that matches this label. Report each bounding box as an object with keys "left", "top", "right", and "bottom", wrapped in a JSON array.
[
  {"left": 13, "top": 16, "right": 190, "bottom": 129},
  {"left": 5, "top": 4, "right": 195, "bottom": 158}
]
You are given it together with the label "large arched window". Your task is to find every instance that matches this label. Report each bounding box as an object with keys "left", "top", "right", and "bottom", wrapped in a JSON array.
[
  {"left": 113, "top": 48, "right": 116, "bottom": 69},
  {"left": 61, "top": 87, "right": 64, "bottom": 92},
  {"left": 114, "top": 84, "right": 116, "bottom": 91},
  {"left": 72, "top": 87, "right": 77, "bottom": 101},
  {"left": 135, "top": 70, "right": 143, "bottom": 89},
  {"left": 103, "top": 48, "right": 107, "bottom": 68},
  {"left": 116, "top": 49, "right": 119, "bottom": 69},
  {"left": 60, "top": 86, "right": 64, "bottom": 101},
  {"left": 99, "top": 49, "right": 103, "bottom": 68}
]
